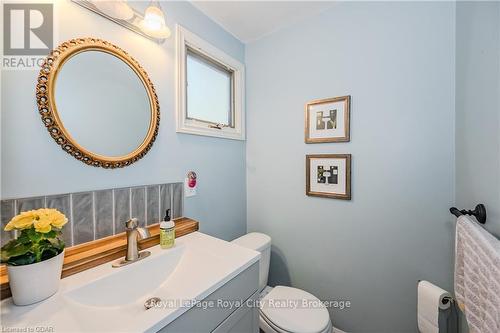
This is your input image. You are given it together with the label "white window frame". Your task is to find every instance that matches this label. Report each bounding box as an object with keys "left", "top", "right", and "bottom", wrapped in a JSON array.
[{"left": 176, "top": 25, "right": 245, "bottom": 140}]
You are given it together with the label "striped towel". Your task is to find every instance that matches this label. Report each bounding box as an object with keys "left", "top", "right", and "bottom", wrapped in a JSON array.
[{"left": 454, "top": 216, "right": 500, "bottom": 333}]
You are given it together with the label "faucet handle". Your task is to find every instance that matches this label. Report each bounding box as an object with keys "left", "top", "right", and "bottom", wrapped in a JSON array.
[{"left": 125, "top": 218, "right": 139, "bottom": 230}]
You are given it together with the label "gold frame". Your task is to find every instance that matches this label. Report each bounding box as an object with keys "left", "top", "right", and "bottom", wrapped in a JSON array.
[
  {"left": 36, "top": 37, "right": 160, "bottom": 169},
  {"left": 306, "top": 154, "right": 351, "bottom": 200},
  {"left": 305, "top": 95, "right": 350, "bottom": 143}
]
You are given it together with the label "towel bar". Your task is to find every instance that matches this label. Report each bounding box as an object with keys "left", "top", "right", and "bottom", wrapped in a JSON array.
[{"left": 449, "top": 204, "right": 486, "bottom": 224}]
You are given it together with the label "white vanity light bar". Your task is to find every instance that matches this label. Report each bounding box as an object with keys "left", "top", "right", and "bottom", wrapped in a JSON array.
[{"left": 71, "top": 0, "right": 168, "bottom": 44}]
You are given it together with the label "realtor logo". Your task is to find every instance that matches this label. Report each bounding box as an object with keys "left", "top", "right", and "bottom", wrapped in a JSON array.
[
  {"left": 4, "top": 3, "right": 53, "bottom": 55},
  {"left": 3, "top": 3, "right": 54, "bottom": 69}
]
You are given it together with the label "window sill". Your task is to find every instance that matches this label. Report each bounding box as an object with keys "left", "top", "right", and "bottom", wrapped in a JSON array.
[{"left": 176, "top": 124, "right": 245, "bottom": 141}]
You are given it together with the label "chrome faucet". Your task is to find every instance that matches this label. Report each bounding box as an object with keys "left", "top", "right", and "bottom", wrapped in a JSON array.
[
  {"left": 125, "top": 218, "right": 151, "bottom": 261},
  {"left": 112, "top": 218, "right": 151, "bottom": 268}
]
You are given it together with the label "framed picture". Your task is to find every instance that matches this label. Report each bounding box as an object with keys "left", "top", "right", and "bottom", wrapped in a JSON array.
[
  {"left": 306, "top": 154, "right": 351, "bottom": 200},
  {"left": 305, "top": 95, "right": 350, "bottom": 143}
]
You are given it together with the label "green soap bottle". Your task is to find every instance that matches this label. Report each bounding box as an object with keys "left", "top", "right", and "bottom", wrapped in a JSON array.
[{"left": 160, "top": 209, "right": 175, "bottom": 249}]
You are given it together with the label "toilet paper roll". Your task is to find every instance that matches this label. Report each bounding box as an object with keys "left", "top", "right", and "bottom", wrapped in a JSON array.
[{"left": 417, "top": 280, "right": 451, "bottom": 333}]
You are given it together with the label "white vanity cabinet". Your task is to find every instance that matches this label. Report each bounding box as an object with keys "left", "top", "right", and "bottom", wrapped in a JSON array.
[{"left": 159, "top": 262, "right": 259, "bottom": 333}]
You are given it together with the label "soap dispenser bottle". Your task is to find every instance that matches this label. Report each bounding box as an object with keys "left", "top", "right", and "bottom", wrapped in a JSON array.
[{"left": 160, "top": 209, "right": 175, "bottom": 249}]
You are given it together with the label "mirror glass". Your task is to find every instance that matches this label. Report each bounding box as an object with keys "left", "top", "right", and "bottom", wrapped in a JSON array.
[{"left": 55, "top": 50, "right": 151, "bottom": 157}]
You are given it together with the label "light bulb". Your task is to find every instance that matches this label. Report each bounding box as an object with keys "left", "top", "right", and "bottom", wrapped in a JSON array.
[
  {"left": 140, "top": 1, "right": 171, "bottom": 39},
  {"left": 144, "top": 3, "right": 165, "bottom": 30}
]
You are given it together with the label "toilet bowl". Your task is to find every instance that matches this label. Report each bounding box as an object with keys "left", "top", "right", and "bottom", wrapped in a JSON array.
[{"left": 232, "top": 233, "right": 332, "bottom": 333}]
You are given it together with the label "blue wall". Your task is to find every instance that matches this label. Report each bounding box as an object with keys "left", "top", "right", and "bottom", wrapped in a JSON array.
[
  {"left": 0, "top": 1, "right": 247, "bottom": 241},
  {"left": 455, "top": 1, "right": 500, "bottom": 238},
  {"left": 246, "top": 2, "right": 456, "bottom": 332}
]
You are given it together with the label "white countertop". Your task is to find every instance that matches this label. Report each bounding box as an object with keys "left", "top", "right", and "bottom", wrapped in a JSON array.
[{"left": 0, "top": 232, "right": 260, "bottom": 332}]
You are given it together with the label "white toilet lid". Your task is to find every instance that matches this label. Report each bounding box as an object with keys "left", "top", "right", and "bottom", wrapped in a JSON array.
[{"left": 259, "top": 286, "right": 331, "bottom": 333}]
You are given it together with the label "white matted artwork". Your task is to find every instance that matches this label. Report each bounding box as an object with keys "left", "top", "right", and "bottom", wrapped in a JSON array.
[
  {"left": 306, "top": 154, "right": 351, "bottom": 200},
  {"left": 305, "top": 95, "right": 350, "bottom": 143}
]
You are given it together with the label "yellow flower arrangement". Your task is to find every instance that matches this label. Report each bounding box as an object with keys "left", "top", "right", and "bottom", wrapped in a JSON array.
[
  {"left": 1, "top": 208, "right": 67, "bottom": 265},
  {"left": 4, "top": 208, "right": 68, "bottom": 233}
]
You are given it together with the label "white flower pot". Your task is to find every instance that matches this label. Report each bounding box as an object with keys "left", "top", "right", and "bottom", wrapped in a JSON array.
[{"left": 7, "top": 250, "right": 64, "bottom": 306}]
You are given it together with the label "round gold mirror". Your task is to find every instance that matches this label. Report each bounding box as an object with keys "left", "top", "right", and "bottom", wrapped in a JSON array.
[{"left": 36, "top": 38, "right": 160, "bottom": 168}]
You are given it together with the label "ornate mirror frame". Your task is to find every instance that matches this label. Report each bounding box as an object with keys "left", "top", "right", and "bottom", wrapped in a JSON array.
[{"left": 36, "top": 37, "right": 160, "bottom": 169}]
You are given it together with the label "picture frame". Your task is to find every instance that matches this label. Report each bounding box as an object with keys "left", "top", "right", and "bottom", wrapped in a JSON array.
[
  {"left": 305, "top": 95, "right": 350, "bottom": 143},
  {"left": 306, "top": 154, "right": 351, "bottom": 200}
]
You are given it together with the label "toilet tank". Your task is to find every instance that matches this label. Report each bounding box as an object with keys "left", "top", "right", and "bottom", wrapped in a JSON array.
[{"left": 231, "top": 232, "right": 271, "bottom": 292}]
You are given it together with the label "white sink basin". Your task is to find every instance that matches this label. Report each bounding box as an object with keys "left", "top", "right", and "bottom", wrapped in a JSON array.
[
  {"left": 66, "top": 245, "right": 184, "bottom": 308},
  {"left": 0, "top": 232, "right": 260, "bottom": 333}
]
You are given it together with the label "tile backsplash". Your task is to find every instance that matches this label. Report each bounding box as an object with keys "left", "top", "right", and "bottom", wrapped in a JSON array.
[{"left": 0, "top": 183, "right": 183, "bottom": 247}]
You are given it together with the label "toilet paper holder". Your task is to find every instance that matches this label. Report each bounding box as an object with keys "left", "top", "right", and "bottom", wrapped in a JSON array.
[
  {"left": 417, "top": 280, "right": 457, "bottom": 333},
  {"left": 417, "top": 280, "right": 454, "bottom": 307},
  {"left": 441, "top": 296, "right": 452, "bottom": 307}
]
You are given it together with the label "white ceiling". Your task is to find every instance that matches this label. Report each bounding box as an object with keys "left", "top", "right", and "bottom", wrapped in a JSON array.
[{"left": 190, "top": 1, "right": 336, "bottom": 43}]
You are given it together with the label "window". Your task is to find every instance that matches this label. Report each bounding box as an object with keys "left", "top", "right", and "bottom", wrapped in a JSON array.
[
  {"left": 176, "top": 25, "right": 245, "bottom": 140},
  {"left": 186, "top": 48, "right": 233, "bottom": 127}
]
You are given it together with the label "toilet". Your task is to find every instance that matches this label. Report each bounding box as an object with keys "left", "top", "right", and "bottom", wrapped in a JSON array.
[{"left": 232, "top": 233, "right": 332, "bottom": 333}]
